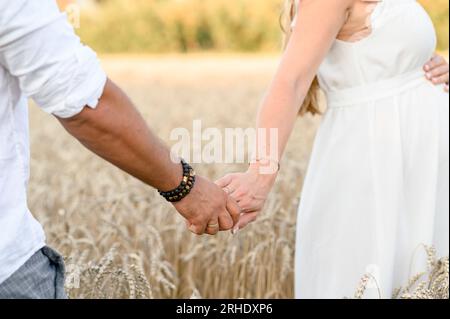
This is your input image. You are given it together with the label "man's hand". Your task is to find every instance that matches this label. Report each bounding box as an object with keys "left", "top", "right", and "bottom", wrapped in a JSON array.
[{"left": 173, "top": 176, "right": 241, "bottom": 235}]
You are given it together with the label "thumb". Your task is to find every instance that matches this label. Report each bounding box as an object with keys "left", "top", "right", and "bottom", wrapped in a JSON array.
[{"left": 226, "top": 196, "right": 242, "bottom": 227}]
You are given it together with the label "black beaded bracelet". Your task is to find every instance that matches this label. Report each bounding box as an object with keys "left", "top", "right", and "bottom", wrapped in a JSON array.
[{"left": 158, "top": 159, "right": 196, "bottom": 203}]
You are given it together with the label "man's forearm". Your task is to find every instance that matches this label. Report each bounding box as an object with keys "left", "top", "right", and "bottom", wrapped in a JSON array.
[{"left": 58, "top": 79, "right": 182, "bottom": 192}]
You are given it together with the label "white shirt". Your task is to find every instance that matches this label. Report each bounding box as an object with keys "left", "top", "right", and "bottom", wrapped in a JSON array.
[{"left": 0, "top": 0, "right": 106, "bottom": 284}]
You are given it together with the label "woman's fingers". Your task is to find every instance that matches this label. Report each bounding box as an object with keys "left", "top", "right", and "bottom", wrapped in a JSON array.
[
  {"left": 215, "top": 174, "right": 234, "bottom": 188},
  {"left": 426, "top": 65, "right": 449, "bottom": 81},
  {"left": 237, "top": 212, "right": 259, "bottom": 230},
  {"left": 431, "top": 73, "right": 449, "bottom": 85},
  {"left": 424, "top": 54, "right": 445, "bottom": 72},
  {"left": 216, "top": 174, "right": 242, "bottom": 197},
  {"left": 424, "top": 55, "right": 449, "bottom": 91},
  {"left": 229, "top": 187, "right": 246, "bottom": 200}
]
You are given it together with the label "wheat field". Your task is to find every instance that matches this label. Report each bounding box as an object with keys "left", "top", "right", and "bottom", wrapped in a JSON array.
[
  {"left": 28, "top": 55, "right": 449, "bottom": 299},
  {"left": 28, "top": 55, "right": 321, "bottom": 299},
  {"left": 26, "top": 0, "right": 449, "bottom": 300}
]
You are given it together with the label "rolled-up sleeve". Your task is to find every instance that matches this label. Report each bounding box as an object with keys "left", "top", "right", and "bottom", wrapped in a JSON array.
[{"left": 0, "top": 0, "right": 107, "bottom": 118}]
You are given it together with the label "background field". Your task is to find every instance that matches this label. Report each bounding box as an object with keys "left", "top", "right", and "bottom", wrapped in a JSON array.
[
  {"left": 73, "top": 0, "right": 449, "bottom": 53},
  {"left": 29, "top": 56, "right": 320, "bottom": 298},
  {"left": 27, "top": 1, "right": 448, "bottom": 298}
]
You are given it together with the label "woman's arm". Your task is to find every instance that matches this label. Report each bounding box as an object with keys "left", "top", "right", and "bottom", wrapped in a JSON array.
[
  {"left": 217, "top": 0, "right": 355, "bottom": 230},
  {"left": 256, "top": 0, "right": 352, "bottom": 160}
]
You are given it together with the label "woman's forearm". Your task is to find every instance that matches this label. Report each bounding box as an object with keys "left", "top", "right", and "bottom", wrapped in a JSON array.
[
  {"left": 252, "top": 0, "right": 351, "bottom": 169},
  {"left": 254, "top": 73, "right": 311, "bottom": 166},
  {"left": 217, "top": 0, "right": 353, "bottom": 225}
]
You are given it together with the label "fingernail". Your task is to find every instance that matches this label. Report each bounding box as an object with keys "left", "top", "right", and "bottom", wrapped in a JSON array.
[
  {"left": 231, "top": 226, "right": 240, "bottom": 235},
  {"left": 424, "top": 65, "right": 430, "bottom": 71},
  {"left": 189, "top": 225, "right": 197, "bottom": 233},
  {"left": 426, "top": 73, "right": 431, "bottom": 79}
]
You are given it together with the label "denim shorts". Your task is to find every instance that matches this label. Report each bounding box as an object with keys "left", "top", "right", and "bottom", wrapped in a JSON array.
[{"left": 0, "top": 246, "right": 67, "bottom": 299}]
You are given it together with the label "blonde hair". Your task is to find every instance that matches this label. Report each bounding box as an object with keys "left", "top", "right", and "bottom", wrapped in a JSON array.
[{"left": 281, "top": 0, "right": 321, "bottom": 116}]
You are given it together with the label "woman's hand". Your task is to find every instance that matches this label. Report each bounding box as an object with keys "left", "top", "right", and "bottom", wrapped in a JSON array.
[
  {"left": 215, "top": 164, "right": 277, "bottom": 231},
  {"left": 424, "top": 54, "right": 449, "bottom": 92}
]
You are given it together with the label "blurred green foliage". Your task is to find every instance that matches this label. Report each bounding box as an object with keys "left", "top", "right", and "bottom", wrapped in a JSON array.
[{"left": 77, "top": 0, "right": 449, "bottom": 53}]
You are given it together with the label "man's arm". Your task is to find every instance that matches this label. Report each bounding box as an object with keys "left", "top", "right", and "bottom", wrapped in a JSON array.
[
  {"left": 58, "top": 79, "right": 182, "bottom": 192},
  {"left": 58, "top": 79, "right": 240, "bottom": 235},
  {"left": 0, "top": 0, "right": 240, "bottom": 235}
]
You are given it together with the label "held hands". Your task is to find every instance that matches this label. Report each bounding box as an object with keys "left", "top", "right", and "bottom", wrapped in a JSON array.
[
  {"left": 173, "top": 53, "right": 450, "bottom": 236},
  {"left": 173, "top": 175, "right": 241, "bottom": 235},
  {"left": 215, "top": 164, "right": 277, "bottom": 231},
  {"left": 424, "top": 54, "right": 449, "bottom": 92}
]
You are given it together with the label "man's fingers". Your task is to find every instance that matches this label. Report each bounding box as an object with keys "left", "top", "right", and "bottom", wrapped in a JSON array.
[
  {"left": 237, "top": 212, "right": 259, "bottom": 230},
  {"left": 218, "top": 211, "right": 234, "bottom": 231},
  {"left": 226, "top": 196, "right": 242, "bottom": 226},
  {"left": 205, "top": 219, "right": 220, "bottom": 235},
  {"left": 188, "top": 224, "right": 200, "bottom": 235},
  {"left": 184, "top": 215, "right": 207, "bottom": 235},
  {"left": 188, "top": 222, "right": 206, "bottom": 235}
]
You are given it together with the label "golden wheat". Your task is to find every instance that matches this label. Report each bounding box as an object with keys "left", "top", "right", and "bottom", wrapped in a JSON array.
[
  {"left": 28, "top": 56, "right": 448, "bottom": 299},
  {"left": 353, "top": 245, "right": 449, "bottom": 300}
]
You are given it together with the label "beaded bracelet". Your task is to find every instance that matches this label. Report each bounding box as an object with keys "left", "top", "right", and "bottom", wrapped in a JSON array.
[{"left": 158, "top": 159, "right": 196, "bottom": 202}]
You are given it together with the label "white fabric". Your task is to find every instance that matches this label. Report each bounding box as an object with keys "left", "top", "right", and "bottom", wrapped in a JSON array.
[
  {"left": 295, "top": 0, "right": 449, "bottom": 298},
  {"left": 0, "top": 0, "right": 107, "bottom": 284}
]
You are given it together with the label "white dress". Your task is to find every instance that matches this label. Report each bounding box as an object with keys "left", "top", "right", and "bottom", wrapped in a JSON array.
[{"left": 295, "top": 0, "right": 449, "bottom": 299}]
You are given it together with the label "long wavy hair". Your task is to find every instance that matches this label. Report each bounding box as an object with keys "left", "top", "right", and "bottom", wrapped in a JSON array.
[{"left": 281, "top": 0, "right": 321, "bottom": 116}]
